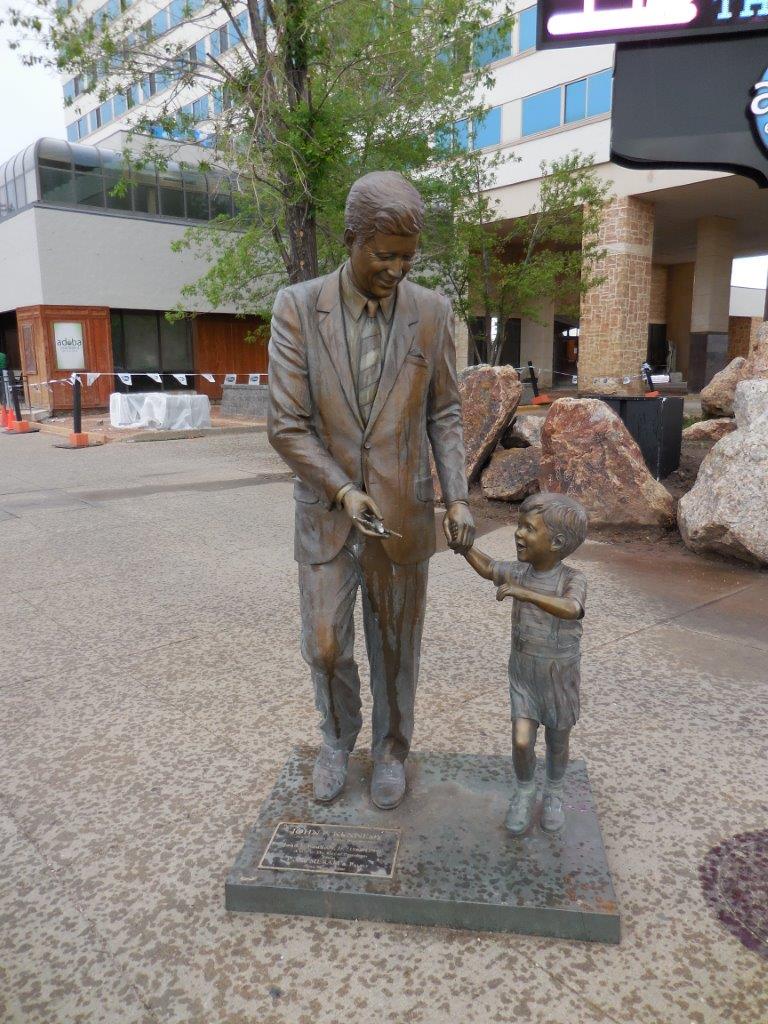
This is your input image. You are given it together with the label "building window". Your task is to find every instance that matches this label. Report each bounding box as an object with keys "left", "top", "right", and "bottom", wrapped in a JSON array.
[
  {"left": 113, "top": 92, "right": 127, "bottom": 117},
  {"left": 518, "top": 5, "right": 537, "bottom": 53},
  {"left": 111, "top": 310, "right": 193, "bottom": 378},
  {"left": 66, "top": 123, "right": 79, "bottom": 142},
  {"left": 192, "top": 95, "right": 209, "bottom": 120},
  {"left": 473, "top": 106, "right": 502, "bottom": 148},
  {"left": 474, "top": 22, "right": 511, "bottom": 66},
  {"left": 564, "top": 78, "right": 587, "bottom": 123},
  {"left": 522, "top": 86, "right": 561, "bottom": 136},
  {"left": 587, "top": 69, "right": 613, "bottom": 118}
]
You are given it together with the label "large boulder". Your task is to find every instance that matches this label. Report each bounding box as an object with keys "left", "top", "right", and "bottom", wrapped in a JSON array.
[
  {"left": 700, "top": 322, "right": 768, "bottom": 417},
  {"left": 700, "top": 357, "right": 748, "bottom": 417},
  {"left": 433, "top": 365, "right": 522, "bottom": 497},
  {"left": 679, "top": 380, "right": 768, "bottom": 564},
  {"left": 539, "top": 398, "right": 677, "bottom": 528},
  {"left": 682, "top": 418, "right": 737, "bottom": 444},
  {"left": 500, "top": 413, "right": 543, "bottom": 449},
  {"left": 481, "top": 447, "right": 541, "bottom": 502}
]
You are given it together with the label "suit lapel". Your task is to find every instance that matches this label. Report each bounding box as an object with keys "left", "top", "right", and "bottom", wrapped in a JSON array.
[
  {"left": 365, "top": 283, "right": 419, "bottom": 436},
  {"left": 317, "top": 270, "right": 364, "bottom": 430}
]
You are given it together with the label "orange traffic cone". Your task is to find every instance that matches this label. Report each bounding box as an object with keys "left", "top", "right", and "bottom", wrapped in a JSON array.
[{"left": 12, "top": 417, "right": 31, "bottom": 433}]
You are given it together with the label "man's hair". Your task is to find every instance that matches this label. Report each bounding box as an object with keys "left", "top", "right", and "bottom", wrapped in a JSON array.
[
  {"left": 520, "top": 492, "right": 588, "bottom": 558},
  {"left": 344, "top": 171, "right": 425, "bottom": 242}
]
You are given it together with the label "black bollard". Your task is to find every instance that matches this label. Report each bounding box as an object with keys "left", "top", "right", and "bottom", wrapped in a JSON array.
[
  {"left": 73, "top": 375, "right": 82, "bottom": 435},
  {"left": 527, "top": 360, "right": 540, "bottom": 399},
  {"left": 11, "top": 372, "right": 22, "bottom": 422}
]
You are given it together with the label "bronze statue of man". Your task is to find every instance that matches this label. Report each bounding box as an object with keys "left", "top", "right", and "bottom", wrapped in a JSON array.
[{"left": 268, "top": 171, "right": 475, "bottom": 809}]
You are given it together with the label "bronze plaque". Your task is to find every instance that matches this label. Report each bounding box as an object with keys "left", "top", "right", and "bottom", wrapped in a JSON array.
[{"left": 259, "top": 822, "right": 400, "bottom": 878}]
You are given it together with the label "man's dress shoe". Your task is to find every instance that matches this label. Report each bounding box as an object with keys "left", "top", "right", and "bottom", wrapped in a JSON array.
[
  {"left": 371, "top": 760, "right": 406, "bottom": 809},
  {"left": 312, "top": 744, "right": 349, "bottom": 803}
]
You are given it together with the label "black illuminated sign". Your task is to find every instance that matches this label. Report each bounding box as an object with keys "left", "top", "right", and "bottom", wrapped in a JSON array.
[
  {"left": 538, "top": 1, "right": 768, "bottom": 50},
  {"left": 611, "top": 33, "right": 768, "bottom": 187}
]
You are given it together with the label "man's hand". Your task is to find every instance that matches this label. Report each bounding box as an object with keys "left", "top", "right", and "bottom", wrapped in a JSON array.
[
  {"left": 342, "top": 488, "right": 386, "bottom": 539},
  {"left": 443, "top": 501, "right": 475, "bottom": 553}
]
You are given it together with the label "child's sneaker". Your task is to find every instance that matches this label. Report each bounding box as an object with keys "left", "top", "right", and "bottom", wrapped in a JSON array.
[
  {"left": 505, "top": 781, "right": 536, "bottom": 835},
  {"left": 540, "top": 788, "right": 565, "bottom": 832}
]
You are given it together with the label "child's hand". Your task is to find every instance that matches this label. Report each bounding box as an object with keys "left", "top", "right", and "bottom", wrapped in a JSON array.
[{"left": 496, "top": 582, "right": 524, "bottom": 602}]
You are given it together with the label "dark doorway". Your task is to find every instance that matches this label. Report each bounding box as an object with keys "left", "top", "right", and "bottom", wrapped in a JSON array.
[
  {"left": 553, "top": 318, "right": 579, "bottom": 385},
  {"left": 647, "top": 323, "right": 669, "bottom": 373},
  {"left": 468, "top": 316, "right": 521, "bottom": 367},
  {"left": 0, "top": 311, "right": 20, "bottom": 371}
]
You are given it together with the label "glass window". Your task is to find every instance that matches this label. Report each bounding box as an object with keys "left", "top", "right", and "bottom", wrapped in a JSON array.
[
  {"left": 473, "top": 106, "right": 502, "bottom": 148},
  {"left": 38, "top": 143, "right": 75, "bottom": 204},
  {"left": 565, "top": 78, "right": 587, "bottom": 123},
  {"left": 160, "top": 317, "right": 192, "bottom": 369},
  {"left": 63, "top": 79, "right": 76, "bottom": 102},
  {"left": 192, "top": 95, "right": 209, "bottom": 120},
  {"left": 236, "top": 11, "right": 250, "bottom": 37},
  {"left": 209, "top": 175, "right": 232, "bottom": 217},
  {"left": 122, "top": 312, "right": 160, "bottom": 370},
  {"left": 113, "top": 92, "right": 127, "bottom": 117},
  {"left": 89, "top": 108, "right": 101, "bottom": 133},
  {"left": 522, "top": 86, "right": 561, "bottom": 137},
  {"left": 455, "top": 118, "right": 469, "bottom": 150},
  {"left": 66, "top": 123, "right": 79, "bottom": 142},
  {"left": 77, "top": 116, "right": 88, "bottom": 138},
  {"left": 209, "top": 29, "right": 221, "bottom": 56},
  {"left": 151, "top": 8, "right": 169, "bottom": 35},
  {"left": 99, "top": 98, "right": 113, "bottom": 125},
  {"left": 73, "top": 155, "right": 104, "bottom": 207},
  {"left": 101, "top": 151, "right": 131, "bottom": 211},
  {"left": 106, "top": 0, "right": 120, "bottom": 19},
  {"left": 133, "top": 164, "right": 159, "bottom": 213},
  {"left": 158, "top": 168, "right": 184, "bottom": 217},
  {"left": 587, "top": 70, "right": 613, "bottom": 118},
  {"left": 183, "top": 170, "right": 208, "bottom": 219},
  {"left": 170, "top": 0, "right": 185, "bottom": 26},
  {"left": 474, "top": 22, "right": 510, "bottom": 66},
  {"left": 518, "top": 5, "right": 537, "bottom": 53}
]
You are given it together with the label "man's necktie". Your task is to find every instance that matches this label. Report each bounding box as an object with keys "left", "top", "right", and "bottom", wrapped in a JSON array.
[{"left": 357, "top": 298, "right": 382, "bottom": 423}]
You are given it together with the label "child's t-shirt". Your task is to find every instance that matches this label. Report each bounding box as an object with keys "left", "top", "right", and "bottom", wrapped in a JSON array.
[{"left": 491, "top": 560, "right": 587, "bottom": 651}]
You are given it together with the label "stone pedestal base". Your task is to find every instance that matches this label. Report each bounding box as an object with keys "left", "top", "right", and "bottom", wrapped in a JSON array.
[{"left": 226, "top": 748, "right": 620, "bottom": 943}]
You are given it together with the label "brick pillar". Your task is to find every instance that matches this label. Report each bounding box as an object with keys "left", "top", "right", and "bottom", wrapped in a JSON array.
[{"left": 578, "top": 197, "right": 655, "bottom": 395}]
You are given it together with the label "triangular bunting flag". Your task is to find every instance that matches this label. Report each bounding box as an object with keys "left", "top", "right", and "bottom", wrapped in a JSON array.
[
  {"left": 248, "top": 373, "right": 261, "bottom": 385},
  {"left": 86, "top": 373, "right": 101, "bottom": 387},
  {"left": 147, "top": 373, "right": 163, "bottom": 384},
  {"left": 202, "top": 373, "right": 215, "bottom": 383},
  {"left": 224, "top": 373, "right": 237, "bottom": 385},
  {"left": 172, "top": 373, "right": 188, "bottom": 386},
  {"left": 118, "top": 373, "right": 133, "bottom": 386}
]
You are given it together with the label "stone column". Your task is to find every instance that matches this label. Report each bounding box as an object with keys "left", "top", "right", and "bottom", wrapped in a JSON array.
[
  {"left": 454, "top": 316, "right": 470, "bottom": 374},
  {"left": 689, "top": 216, "right": 735, "bottom": 390},
  {"left": 520, "top": 301, "right": 554, "bottom": 388},
  {"left": 578, "top": 197, "right": 655, "bottom": 395}
]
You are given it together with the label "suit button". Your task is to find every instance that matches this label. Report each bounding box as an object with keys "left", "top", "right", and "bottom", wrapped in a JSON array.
[{"left": 363, "top": 442, "right": 371, "bottom": 450}]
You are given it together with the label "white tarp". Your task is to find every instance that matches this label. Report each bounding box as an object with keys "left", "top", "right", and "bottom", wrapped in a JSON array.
[{"left": 109, "top": 392, "right": 212, "bottom": 430}]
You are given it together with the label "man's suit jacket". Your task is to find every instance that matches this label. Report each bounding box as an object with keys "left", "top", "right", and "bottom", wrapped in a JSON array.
[{"left": 267, "top": 267, "right": 468, "bottom": 566}]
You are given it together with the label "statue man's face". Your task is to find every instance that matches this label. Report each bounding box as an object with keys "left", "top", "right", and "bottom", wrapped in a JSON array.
[{"left": 345, "top": 230, "right": 420, "bottom": 300}]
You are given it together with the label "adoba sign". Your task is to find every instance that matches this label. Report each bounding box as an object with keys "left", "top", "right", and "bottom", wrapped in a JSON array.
[
  {"left": 53, "top": 322, "right": 85, "bottom": 371},
  {"left": 538, "top": 1, "right": 768, "bottom": 49}
]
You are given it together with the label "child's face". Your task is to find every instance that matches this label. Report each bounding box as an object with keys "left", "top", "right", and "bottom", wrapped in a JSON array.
[{"left": 515, "top": 511, "right": 558, "bottom": 566}]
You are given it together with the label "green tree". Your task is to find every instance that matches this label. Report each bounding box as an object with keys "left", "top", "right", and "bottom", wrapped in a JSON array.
[
  {"left": 419, "top": 149, "right": 611, "bottom": 366},
  {"left": 7, "top": 0, "right": 513, "bottom": 317}
]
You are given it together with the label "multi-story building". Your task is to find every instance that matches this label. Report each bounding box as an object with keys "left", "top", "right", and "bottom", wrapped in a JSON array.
[{"left": 1, "top": 0, "right": 766, "bottom": 412}]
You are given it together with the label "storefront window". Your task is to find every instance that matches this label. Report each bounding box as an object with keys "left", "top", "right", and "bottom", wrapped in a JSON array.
[{"left": 159, "top": 166, "right": 185, "bottom": 217}]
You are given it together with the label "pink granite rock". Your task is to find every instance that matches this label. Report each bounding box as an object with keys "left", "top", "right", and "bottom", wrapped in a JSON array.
[
  {"left": 679, "top": 380, "right": 768, "bottom": 564},
  {"left": 700, "top": 357, "right": 748, "bottom": 418},
  {"left": 481, "top": 447, "right": 541, "bottom": 502},
  {"left": 539, "top": 398, "right": 677, "bottom": 528},
  {"left": 682, "top": 418, "right": 737, "bottom": 444},
  {"left": 433, "top": 365, "right": 522, "bottom": 498}
]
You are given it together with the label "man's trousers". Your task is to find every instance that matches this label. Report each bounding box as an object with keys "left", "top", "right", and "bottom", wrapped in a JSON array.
[{"left": 298, "top": 531, "right": 428, "bottom": 763}]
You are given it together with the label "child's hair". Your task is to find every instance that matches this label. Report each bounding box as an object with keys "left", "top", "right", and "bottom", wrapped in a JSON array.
[{"left": 519, "top": 492, "right": 588, "bottom": 558}]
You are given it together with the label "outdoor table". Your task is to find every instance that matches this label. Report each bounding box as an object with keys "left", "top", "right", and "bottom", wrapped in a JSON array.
[{"left": 109, "top": 391, "right": 211, "bottom": 430}]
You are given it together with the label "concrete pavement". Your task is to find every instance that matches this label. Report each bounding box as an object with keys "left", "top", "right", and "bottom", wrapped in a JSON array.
[{"left": 0, "top": 430, "right": 766, "bottom": 1024}]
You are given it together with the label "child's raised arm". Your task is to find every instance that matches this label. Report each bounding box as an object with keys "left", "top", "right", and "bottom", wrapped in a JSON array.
[{"left": 462, "top": 544, "right": 496, "bottom": 581}]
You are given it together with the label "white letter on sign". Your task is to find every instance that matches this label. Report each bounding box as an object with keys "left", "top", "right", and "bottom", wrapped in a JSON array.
[
  {"left": 741, "top": 1, "right": 768, "bottom": 18},
  {"left": 751, "top": 81, "right": 768, "bottom": 115}
]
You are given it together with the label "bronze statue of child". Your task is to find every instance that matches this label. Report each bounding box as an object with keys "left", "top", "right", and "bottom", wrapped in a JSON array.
[{"left": 462, "top": 493, "right": 588, "bottom": 835}]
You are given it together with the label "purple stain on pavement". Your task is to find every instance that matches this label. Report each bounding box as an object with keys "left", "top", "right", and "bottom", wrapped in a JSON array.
[{"left": 700, "top": 830, "right": 768, "bottom": 959}]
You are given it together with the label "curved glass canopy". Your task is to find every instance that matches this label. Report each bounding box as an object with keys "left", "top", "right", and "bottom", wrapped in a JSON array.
[{"left": 0, "top": 138, "right": 236, "bottom": 222}]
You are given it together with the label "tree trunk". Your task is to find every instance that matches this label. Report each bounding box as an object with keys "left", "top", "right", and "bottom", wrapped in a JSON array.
[{"left": 285, "top": 200, "right": 319, "bottom": 283}]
